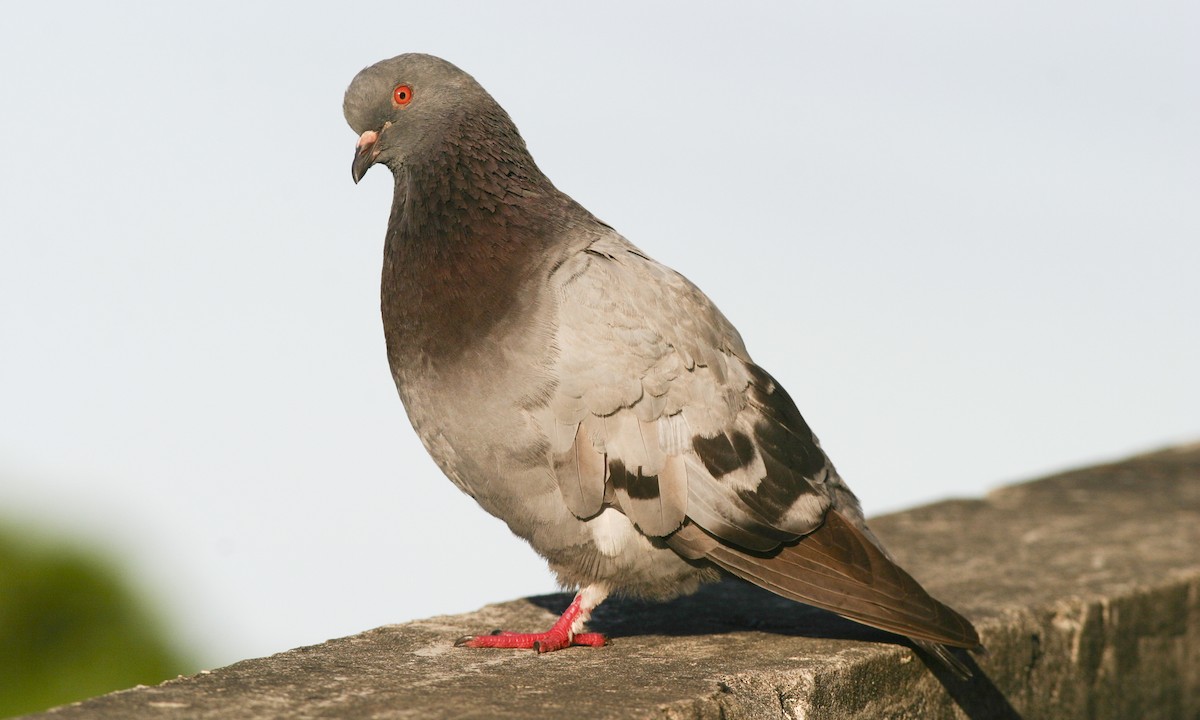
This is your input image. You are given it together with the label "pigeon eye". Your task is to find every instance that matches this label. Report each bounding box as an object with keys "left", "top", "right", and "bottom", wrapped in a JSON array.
[{"left": 393, "top": 84, "right": 413, "bottom": 106}]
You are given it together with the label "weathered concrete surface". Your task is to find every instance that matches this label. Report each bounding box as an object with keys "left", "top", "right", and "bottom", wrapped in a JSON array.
[{"left": 25, "top": 444, "right": 1200, "bottom": 720}]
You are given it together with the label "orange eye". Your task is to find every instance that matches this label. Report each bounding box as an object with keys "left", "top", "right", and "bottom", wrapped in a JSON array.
[{"left": 393, "top": 84, "right": 413, "bottom": 106}]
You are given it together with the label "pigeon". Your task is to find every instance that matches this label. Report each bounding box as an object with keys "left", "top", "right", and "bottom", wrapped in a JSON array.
[{"left": 343, "top": 53, "right": 982, "bottom": 675}]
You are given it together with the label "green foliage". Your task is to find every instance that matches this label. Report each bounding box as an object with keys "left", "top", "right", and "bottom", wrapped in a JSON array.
[{"left": 0, "top": 526, "right": 194, "bottom": 718}]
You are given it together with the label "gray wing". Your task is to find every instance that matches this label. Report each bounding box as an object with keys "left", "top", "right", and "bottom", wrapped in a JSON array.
[
  {"left": 536, "top": 231, "right": 980, "bottom": 652},
  {"left": 538, "top": 233, "right": 832, "bottom": 548}
]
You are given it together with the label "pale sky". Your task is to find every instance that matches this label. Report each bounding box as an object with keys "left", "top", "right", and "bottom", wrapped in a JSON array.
[{"left": 1, "top": 2, "right": 1197, "bottom": 669}]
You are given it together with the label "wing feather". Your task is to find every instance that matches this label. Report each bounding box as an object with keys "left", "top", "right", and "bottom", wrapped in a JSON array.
[
  {"left": 543, "top": 235, "right": 833, "bottom": 545},
  {"left": 536, "top": 230, "right": 979, "bottom": 661},
  {"left": 550, "top": 421, "right": 606, "bottom": 519}
]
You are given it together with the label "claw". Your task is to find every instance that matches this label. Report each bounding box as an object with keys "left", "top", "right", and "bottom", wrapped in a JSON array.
[{"left": 453, "top": 592, "right": 608, "bottom": 652}]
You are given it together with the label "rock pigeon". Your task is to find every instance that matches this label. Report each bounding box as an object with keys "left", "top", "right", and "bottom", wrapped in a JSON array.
[{"left": 343, "top": 53, "right": 982, "bottom": 674}]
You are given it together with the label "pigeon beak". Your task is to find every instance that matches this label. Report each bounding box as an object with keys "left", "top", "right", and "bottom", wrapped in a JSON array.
[{"left": 351, "top": 129, "right": 382, "bottom": 184}]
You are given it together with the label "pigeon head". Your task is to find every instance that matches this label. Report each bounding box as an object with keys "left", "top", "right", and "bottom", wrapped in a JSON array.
[{"left": 343, "top": 53, "right": 524, "bottom": 184}]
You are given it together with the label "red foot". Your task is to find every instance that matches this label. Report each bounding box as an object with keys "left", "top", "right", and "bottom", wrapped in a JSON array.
[
  {"left": 456, "top": 630, "right": 607, "bottom": 652},
  {"left": 454, "top": 594, "right": 607, "bottom": 653}
]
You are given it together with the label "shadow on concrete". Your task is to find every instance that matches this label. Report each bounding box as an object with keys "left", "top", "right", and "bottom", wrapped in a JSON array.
[
  {"left": 528, "top": 579, "right": 1022, "bottom": 720},
  {"left": 527, "top": 579, "right": 885, "bottom": 642},
  {"left": 915, "top": 646, "right": 1024, "bottom": 719}
]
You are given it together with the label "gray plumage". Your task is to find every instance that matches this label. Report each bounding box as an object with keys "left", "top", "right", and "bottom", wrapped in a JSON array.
[{"left": 344, "top": 53, "right": 981, "bottom": 672}]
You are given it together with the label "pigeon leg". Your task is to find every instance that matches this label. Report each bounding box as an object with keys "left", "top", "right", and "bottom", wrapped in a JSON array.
[{"left": 455, "top": 585, "right": 608, "bottom": 653}]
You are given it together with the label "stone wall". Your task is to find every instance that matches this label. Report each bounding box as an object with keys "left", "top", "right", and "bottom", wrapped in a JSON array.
[{"left": 25, "top": 444, "right": 1200, "bottom": 719}]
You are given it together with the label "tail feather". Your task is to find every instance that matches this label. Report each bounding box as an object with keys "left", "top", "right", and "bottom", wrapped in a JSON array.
[
  {"left": 914, "top": 639, "right": 974, "bottom": 680},
  {"left": 704, "top": 509, "right": 981, "bottom": 650}
]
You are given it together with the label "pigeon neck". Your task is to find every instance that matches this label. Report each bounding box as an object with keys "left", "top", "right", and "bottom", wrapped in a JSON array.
[{"left": 380, "top": 131, "right": 567, "bottom": 366}]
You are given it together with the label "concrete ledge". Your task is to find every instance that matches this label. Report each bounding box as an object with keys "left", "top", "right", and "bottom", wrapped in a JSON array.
[{"left": 27, "top": 444, "right": 1200, "bottom": 719}]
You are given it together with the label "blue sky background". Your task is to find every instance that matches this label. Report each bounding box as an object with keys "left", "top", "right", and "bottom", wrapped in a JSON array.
[{"left": 2, "top": 2, "right": 1197, "bottom": 668}]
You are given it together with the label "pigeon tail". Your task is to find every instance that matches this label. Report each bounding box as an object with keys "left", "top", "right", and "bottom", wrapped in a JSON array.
[{"left": 703, "top": 510, "right": 982, "bottom": 666}]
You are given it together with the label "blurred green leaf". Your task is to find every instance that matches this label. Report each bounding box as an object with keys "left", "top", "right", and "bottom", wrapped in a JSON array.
[{"left": 0, "top": 524, "right": 195, "bottom": 717}]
